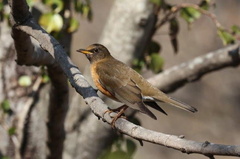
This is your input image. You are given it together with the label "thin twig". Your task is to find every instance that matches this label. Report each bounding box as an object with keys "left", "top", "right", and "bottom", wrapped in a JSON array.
[
  {"left": 156, "top": 3, "right": 223, "bottom": 29},
  {"left": 16, "top": 76, "right": 42, "bottom": 142}
]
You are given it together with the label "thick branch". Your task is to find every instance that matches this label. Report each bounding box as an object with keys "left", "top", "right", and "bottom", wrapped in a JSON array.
[
  {"left": 9, "top": 1, "right": 69, "bottom": 159},
  {"left": 8, "top": 0, "right": 240, "bottom": 157},
  {"left": 12, "top": 28, "right": 55, "bottom": 66},
  {"left": 114, "top": 119, "right": 240, "bottom": 157},
  {"left": 47, "top": 65, "right": 69, "bottom": 159}
]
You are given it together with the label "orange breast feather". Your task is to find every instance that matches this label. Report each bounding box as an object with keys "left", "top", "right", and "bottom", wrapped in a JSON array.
[{"left": 91, "top": 63, "right": 118, "bottom": 101}]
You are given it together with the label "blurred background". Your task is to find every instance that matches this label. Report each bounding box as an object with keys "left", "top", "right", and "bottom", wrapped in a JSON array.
[
  {"left": 71, "top": 0, "right": 240, "bottom": 159},
  {"left": 1, "top": 0, "right": 240, "bottom": 159}
]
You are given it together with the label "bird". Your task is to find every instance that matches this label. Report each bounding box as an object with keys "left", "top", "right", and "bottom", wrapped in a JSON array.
[{"left": 77, "top": 44, "right": 197, "bottom": 124}]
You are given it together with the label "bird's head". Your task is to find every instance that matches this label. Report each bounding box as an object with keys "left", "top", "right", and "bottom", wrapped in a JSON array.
[{"left": 77, "top": 44, "right": 111, "bottom": 63}]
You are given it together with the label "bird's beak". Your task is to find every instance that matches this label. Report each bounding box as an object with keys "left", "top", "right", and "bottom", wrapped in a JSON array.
[{"left": 77, "top": 49, "right": 93, "bottom": 54}]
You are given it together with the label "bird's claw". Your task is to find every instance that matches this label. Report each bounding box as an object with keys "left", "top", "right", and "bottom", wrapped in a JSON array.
[{"left": 103, "top": 105, "right": 128, "bottom": 128}]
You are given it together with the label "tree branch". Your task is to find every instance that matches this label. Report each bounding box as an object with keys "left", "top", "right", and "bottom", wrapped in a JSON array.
[
  {"left": 156, "top": 3, "right": 223, "bottom": 29},
  {"left": 114, "top": 119, "right": 240, "bottom": 157},
  {"left": 12, "top": 28, "right": 55, "bottom": 66},
  {"left": 148, "top": 43, "right": 240, "bottom": 92},
  {"left": 46, "top": 65, "right": 69, "bottom": 159},
  {"left": 8, "top": 0, "right": 240, "bottom": 157},
  {"left": 9, "top": 0, "right": 69, "bottom": 158}
]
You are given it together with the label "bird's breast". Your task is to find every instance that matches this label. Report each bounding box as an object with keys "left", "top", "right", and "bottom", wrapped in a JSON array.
[{"left": 90, "top": 63, "right": 118, "bottom": 101}]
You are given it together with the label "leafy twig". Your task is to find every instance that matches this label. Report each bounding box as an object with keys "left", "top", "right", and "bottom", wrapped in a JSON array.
[{"left": 156, "top": 3, "right": 223, "bottom": 29}]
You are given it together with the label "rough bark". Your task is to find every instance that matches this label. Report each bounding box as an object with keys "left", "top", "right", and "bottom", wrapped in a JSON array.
[
  {"left": 0, "top": 20, "right": 42, "bottom": 158},
  {"left": 8, "top": 0, "right": 71, "bottom": 158},
  {"left": 99, "top": 0, "right": 153, "bottom": 64}
]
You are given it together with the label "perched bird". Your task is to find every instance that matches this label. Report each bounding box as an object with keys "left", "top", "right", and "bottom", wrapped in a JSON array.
[{"left": 77, "top": 44, "right": 197, "bottom": 122}]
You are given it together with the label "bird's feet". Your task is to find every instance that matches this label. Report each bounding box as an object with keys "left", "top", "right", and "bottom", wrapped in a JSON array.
[{"left": 103, "top": 105, "right": 128, "bottom": 128}]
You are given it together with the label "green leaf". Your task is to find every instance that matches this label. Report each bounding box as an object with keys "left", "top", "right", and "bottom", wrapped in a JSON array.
[
  {"left": 180, "top": 7, "right": 201, "bottom": 24},
  {"left": 148, "top": 41, "right": 161, "bottom": 54},
  {"left": 169, "top": 18, "right": 179, "bottom": 53},
  {"left": 217, "top": 29, "right": 235, "bottom": 45},
  {"left": 199, "top": 0, "right": 211, "bottom": 10},
  {"left": 98, "top": 147, "right": 112, "bottom": 159},
  {"left": 107, "top": 150, "right": 130, "bottom": 159},
  {"left": 114, "top": 137, "right": 124, "bottom": 150},
  {"left": 0, "top": 2, "right": 3, "bottom": 11},
  {"left": 68, "top": 18, "right": 79, "bottom": 33},
  {"left": 18, "top": 75, "right": 32, "bottom": 87},
  {"left": 26, "top": 0, "right": 35, "bottom": 8},
  {"left": 43, "top": 0, "right": 63, "bottom": 13},
  {"left": 87, "top": 9, "right": 93, "bottom": 21},
  {"left": 1, "top": 99, "right": 10, "bottom": 113},
  {"left": 231, "top": 25, "right": 240, "bottom": 34},
  {"left": 82, "top": 4, "right": 92, "bottom": 21},
  {"left": 126, "top": 139, "right": 136, "bottom": 156},
  {"left": 0, "top": 156, "right": 10, "bottom": 159},
  {"left": 42, "top": 74, "right": 50, "bottom": 83},
  {"left": 150, "top": 53, "right": 164, "bottom": 73},
  {"left": 39, "top": 13, "right": 63, "bottom": 33},
  {"left": 170, "top": 38, "right": 178, "bottom": 53},
  {"left": 132, "top": 58, "right": 145, "bottom": 73},
  {"left": 150, "top": 0, "right": 162, "bottom": 6},
  {"left": 74, "top": 0, "right": 82, "bottom": 12},
  {"left": 74, "top": 1, "right": 93, "bottom": 21},
  {"left": 8, "top": 127, "right": 16, "bottom": 136}
]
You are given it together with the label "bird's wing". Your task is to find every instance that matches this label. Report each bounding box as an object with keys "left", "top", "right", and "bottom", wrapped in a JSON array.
[
  {"left": 96, "top": 62, "right": 157, "bottom": 119},
  {"left": 98, "top": 69, "right": 141, "bottom": 104}
]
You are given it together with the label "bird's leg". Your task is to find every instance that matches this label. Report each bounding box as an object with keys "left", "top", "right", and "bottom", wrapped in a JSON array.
[
  {"left": 103, "top": 105, "right": 128, "bottom": 128},
  {"left": 106, "top": 105, "right": 128, "bottom": 113},
  {"left": 110, "top": 105, "right": 128, "bottom": 128}
]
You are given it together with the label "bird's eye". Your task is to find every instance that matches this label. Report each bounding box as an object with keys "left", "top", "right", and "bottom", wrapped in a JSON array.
[{"left": 93, "top": 48, "right": 99, "bottom": 53}]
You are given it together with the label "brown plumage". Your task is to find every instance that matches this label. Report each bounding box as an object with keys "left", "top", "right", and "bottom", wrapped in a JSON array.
[{"left": 77, "top": 44, "right": 197, "bottom": 120}]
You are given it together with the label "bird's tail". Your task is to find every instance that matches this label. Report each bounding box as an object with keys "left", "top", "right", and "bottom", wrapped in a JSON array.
[
  {"left": 154, "top": 96, "right": 197, "bottom": 113},
  {"left": 137, "top": 102, "right": 157, "bottom": 120}
]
